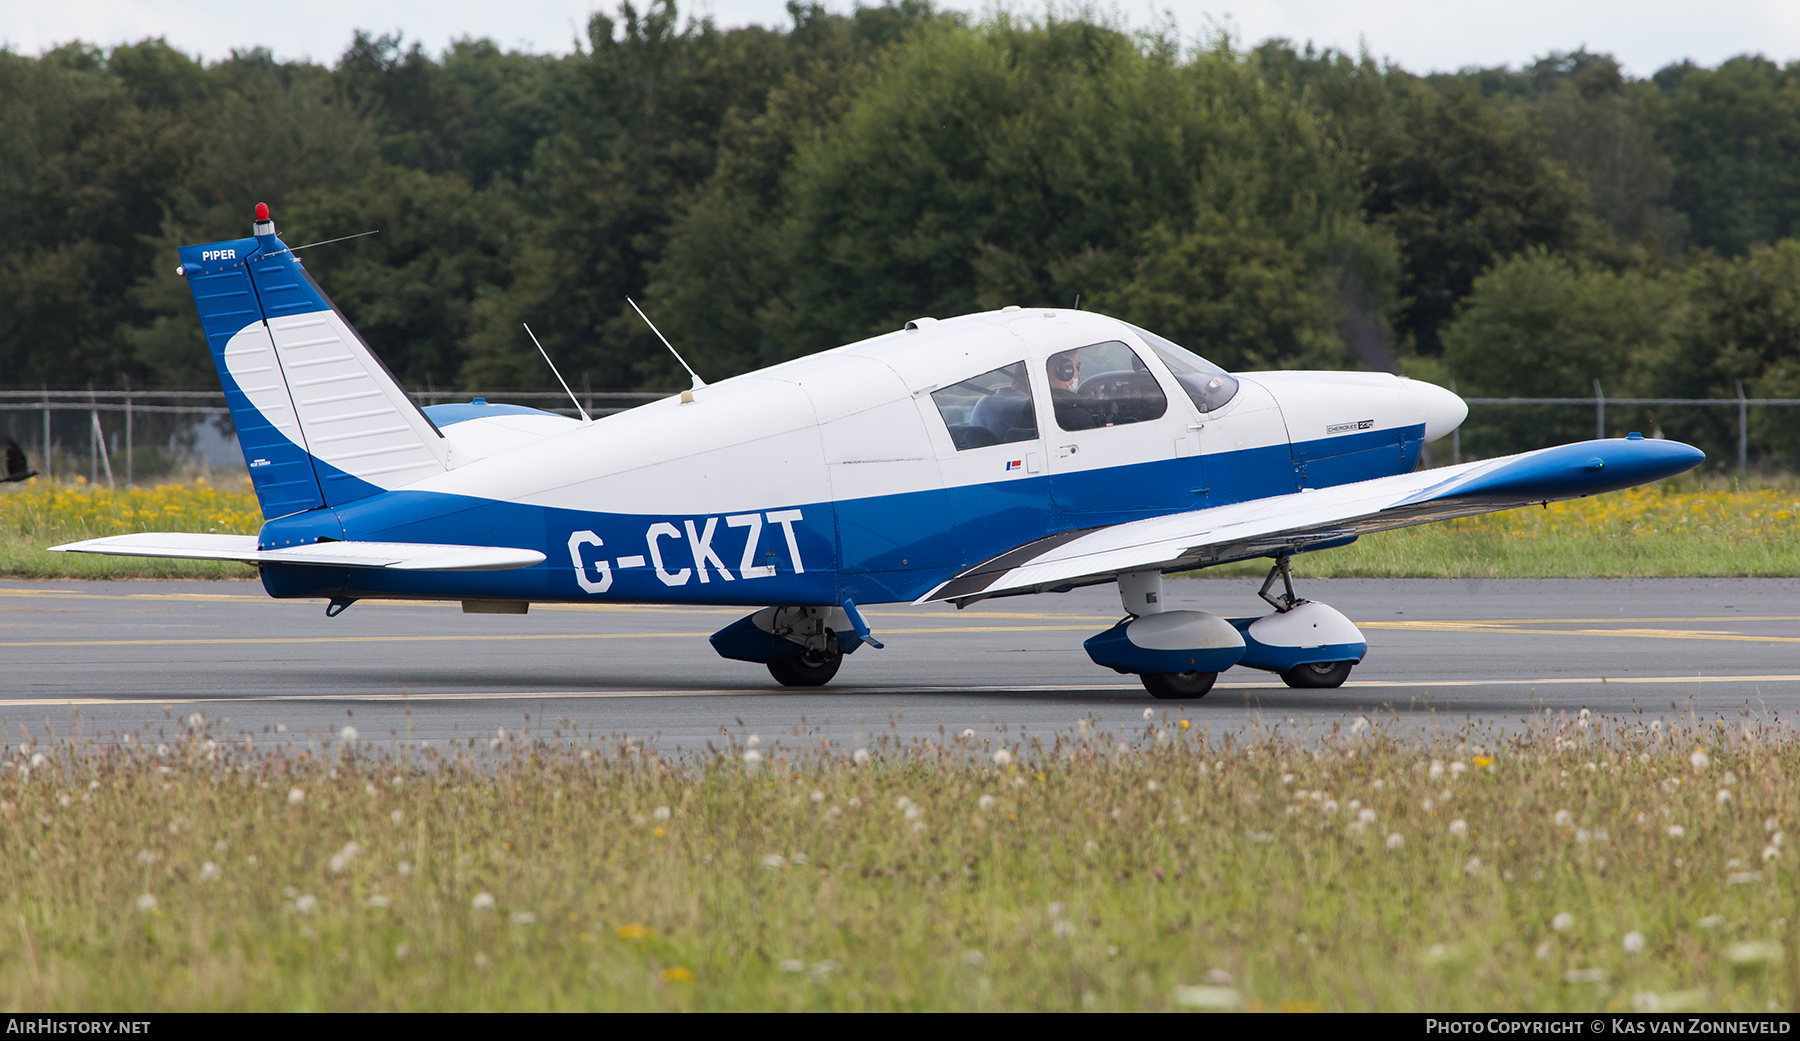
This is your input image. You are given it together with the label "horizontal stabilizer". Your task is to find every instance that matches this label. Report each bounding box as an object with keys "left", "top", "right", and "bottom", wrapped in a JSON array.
[{"left": 49, "top": 532, "right": 544, "bottom": 572}]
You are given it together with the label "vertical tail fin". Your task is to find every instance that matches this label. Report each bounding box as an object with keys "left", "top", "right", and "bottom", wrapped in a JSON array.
[{"left": 177, "top": 206, "right": 448, "bottom": 517}]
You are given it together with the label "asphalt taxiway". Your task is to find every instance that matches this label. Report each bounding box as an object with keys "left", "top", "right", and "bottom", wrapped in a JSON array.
[{"left": 3, "top": 577, "right": 1797, "bottom": 751}]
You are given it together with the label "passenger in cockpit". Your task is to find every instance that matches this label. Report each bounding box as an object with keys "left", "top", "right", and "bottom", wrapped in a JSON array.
[{"left": 970, "top": 368, "right": 1035, "bottom": 441}]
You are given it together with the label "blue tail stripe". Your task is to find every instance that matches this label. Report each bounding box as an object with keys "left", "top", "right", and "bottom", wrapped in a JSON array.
[{"left": 180, "top": 239, "right": 328, "bottom": 519}]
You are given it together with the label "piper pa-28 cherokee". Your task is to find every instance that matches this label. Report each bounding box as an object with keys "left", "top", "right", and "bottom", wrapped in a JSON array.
[{"left": 54, "top": 206, "right": 1705, "bottom": 698}]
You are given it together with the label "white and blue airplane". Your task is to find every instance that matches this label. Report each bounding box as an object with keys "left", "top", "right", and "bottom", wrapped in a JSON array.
[{"left": 54, "top": 206, "right": 1705, "bottom": 697}]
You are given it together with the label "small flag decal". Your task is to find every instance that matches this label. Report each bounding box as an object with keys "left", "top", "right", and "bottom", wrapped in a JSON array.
[{"left": 1005, "top": 459, "right": 1024, "bottom": 471}]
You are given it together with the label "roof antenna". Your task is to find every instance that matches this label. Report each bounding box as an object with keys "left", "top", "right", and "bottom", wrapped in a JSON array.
[
  {"left": 522, "top": 323, "right": 592, "bottom": 423},
  {"left": 627, "top": 297, "right": 706, "bottom": 393}
]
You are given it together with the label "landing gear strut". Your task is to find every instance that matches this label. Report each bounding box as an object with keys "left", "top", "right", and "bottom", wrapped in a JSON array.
[{"left": 1258, "top": 552, "right": 1304, "bottom": 612}]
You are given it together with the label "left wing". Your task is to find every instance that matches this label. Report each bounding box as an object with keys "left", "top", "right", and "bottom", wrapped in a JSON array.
[
  {"left": 920, "top": 437, "right": 1703, "bottom": 605},
  {"left": 49, "top": 532, "right": 545, "bottom": 571}
]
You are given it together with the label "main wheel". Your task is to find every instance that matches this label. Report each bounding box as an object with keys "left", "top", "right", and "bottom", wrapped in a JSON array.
[
  {"left": 1280, "top": 660, "right": 1354, "bottom": 689},
  {"left": 1141, "top": 670, "right": 1217, "bottom": 700},
  {"left": 767, "top": 645, "right": 843, "bottom": 687}
]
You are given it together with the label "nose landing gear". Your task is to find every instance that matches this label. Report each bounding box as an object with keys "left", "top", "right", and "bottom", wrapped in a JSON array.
[
  {"left": 1091, "top": 557, "right": 1368, "bottom": 698},
  {"left": 1238, "top": 554, "right": 1365, "bottom": 689}
]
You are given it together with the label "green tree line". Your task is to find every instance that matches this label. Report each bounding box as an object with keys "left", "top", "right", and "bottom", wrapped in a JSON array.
[{"left": 6, "top": 2, "right": 1800, "bottom": 461}]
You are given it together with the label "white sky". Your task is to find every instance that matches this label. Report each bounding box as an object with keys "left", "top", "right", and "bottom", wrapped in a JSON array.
[{"left": 6, "top": 0, "right": 1799, "bottom": 77}]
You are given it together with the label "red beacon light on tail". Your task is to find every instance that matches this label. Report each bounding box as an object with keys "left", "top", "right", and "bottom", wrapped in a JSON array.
[{"left": 253, "top": 202, "right": 274, "bottom": 237}]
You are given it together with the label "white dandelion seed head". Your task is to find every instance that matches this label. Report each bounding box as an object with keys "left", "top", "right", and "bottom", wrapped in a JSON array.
[
  {"left": 992, "top": 748, "right": 1014, "bottom": 767},
  {"left": 199, "top": 862, "right": 220, "bottom": 882},
  {"left": 742, "top": 749, "right": 764, "bottom": 766},
  {"left": 287, "top": 788, "right": 305, "bottom": 806},
  {"left": 294, "top": 894, "right": 318, "bottom": 914},
  {"left": 1690, "top": 749, "right": 1710, "bottom": 771},
  {"left": 653, "top": 805, "right": 672, "bottom": 820},
  {"left": 1358, "top": 808, "right": 1377, "bottom": 825},
  {"left": 1448, "top": 819, "right": 1469, "bottom": 838},
  {"left": 339, "top": 725, "right": 357, "bottom": 743},
  {"left": 978, "top": 794, "right": 997, "bottom": 811},
  {"left": 1084, "top": 840, "right": 1100, "bottom": 855},
  {"left": 1552, "top": 912, "right": 1574, "bottom": 932},
  {"left": 1386, "top": 832, "right": 1404, "bottom": 850},
  {"left": 186, "top": 713, "right": 204, "bottom": 729},
  {"left": 1351, "top": 716, "right": 1369, "bottom": 735},
  {"left": 1322, "top": 800, "right": 1339, "bottom": 815},
  {"left": 1718, "top": 789, "right": 1733, "bottom": 806},
  {"left": 1450, "top": 761, "right": 1467, "bottom": 777},
  {"left": 1553, "top": 809, "right": 1574, "bottom": 828},
  {"left": 1422, "top": 798, "right": 1435, "bottom": 812},
  {"left": 1775, "top": 832, "right": 1786, "bottom": 848},
  {"left": 471, "top": 892, "right": 495, "bottom": 911},
  {"left": 328, "top": 842, "right": 363, "bottom": 874},
  {"left": 1623, "top": 931, "right": 1646, "bottom": 954},
  {"left": 135, "top": 893, "right": 157, "bottom": 913},
  {"left": 852, "top": 748, "right": 872, "bottom": 767},
  {"left": 1765, "top": 816, "right": 1781, "bottom": 833},
  {"left": 763, "top": 853, "right": 786, "bottom": 869},
  {"left": 903, "top": 804, "right": 922, "bottom": 821},
  {"left": 1763, "top": 846, "right": 1782, "bottom": 862},
  {"left": 1428, "top": 761, "right": 1445, "bottom": 781},
  {"left": 1464, "top": 856, "right": 1481, "bottom": 875},
  {"left": 391, "top": 809, "right": 404, "bottom": 825},
  {"left": 961, "top": 729, "right": 976, "bottom": 739},
  {"left": 397, "top": 860, "right": 413, "bottom": 877},
  {"left": 1666, "top": 825, "right": 1686, "bottom": 838},
  {"left": 809, "top": 790, "right": 825, "bottom": 803},
  {"left": 155, "top": 745, "right": 168, "bottom": 758},
  {"left": 746, "top": 734, "right": 760, "bottom": 749},
  {"left": 1649, "top": 720, "right": 1662, "bottom": 733},
  {"left": 1726, "top": 941, "right": 1782, "bottom": 967}
]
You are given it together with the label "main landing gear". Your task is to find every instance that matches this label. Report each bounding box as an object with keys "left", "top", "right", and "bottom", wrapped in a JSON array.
[
  {"left": 1083, "top": 556, "right": 1369, "bottom": 699},
  {"left": 708, "top": 605, "right": 853, "bottom": 687}
]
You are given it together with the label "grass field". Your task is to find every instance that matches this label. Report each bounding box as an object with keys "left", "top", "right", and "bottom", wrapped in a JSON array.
[
  {"left": 5, "top": 473, "right": 1795, "bottom": 581},
  {"left": 1, "top": 716, "right": 1795, "bottom": 1011}
]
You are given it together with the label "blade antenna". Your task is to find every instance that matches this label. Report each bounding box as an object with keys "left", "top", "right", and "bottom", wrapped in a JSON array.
[
  {"left": 523, "top": 323, "right": 592, "bottom": 423},
  {"left": 628, "top": 297, "right": 706, "bottom": 390}
]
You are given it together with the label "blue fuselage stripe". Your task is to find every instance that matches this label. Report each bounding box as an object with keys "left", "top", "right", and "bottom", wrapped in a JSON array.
[{"left": 258, "top": 424, "right": 1427, "bottom": 606}]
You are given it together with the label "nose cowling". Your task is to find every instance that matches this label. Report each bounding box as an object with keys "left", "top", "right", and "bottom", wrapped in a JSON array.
[{"left": 1413, "top": 380, "right": 1467, "bottom": 442}]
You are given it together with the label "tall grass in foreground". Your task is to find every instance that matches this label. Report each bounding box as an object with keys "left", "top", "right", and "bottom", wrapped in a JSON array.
[{"left": 2, "top": 715, "right": 1796, "bottom": 1011}]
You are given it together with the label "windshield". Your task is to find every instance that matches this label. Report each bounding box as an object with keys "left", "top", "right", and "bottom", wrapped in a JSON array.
[{"left": 1126, "top": 323, "right": 1239, "bottom": 413}]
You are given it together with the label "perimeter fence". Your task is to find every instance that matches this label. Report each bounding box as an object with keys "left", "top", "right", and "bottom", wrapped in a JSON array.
[{"left": 2, "top": 384, "right": 1796, "bottom": 485}]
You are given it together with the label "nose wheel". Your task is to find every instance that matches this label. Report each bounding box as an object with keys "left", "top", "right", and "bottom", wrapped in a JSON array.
[{"left": 1279, "top": 660, "right": 1353, "bottom": 689}]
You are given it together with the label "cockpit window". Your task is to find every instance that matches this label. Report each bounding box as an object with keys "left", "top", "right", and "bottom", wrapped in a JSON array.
[
  {"left": 1045, "top": 340, "right": 1168, "bottom": 432},
  {"left": 1127, "top": 322, "right": 1239, "bottom": 413},
  {"left": 931, "top": 361, "right": 1038, "bottom": 451}
]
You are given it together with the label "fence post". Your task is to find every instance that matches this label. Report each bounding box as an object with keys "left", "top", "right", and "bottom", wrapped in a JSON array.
[
  {"left": 1450, "top": 379, "right": 1460, "bottom": 465},
  {"left": 41, "top": 383, "right": 51, "bottom": 481},
  {"left": 1737, "top": 380, "right": 1748, "bottom": 473},
  {"left": 1594, "top": 379, "right": 1605, "bottom": 440},
  {"left": 124, "top": 376, "right": 133, "bottom": 486}
]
